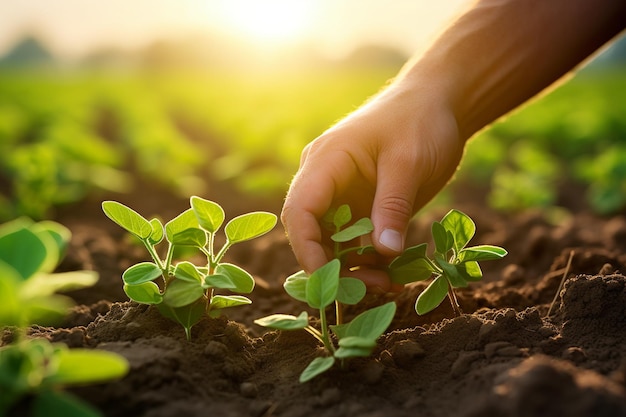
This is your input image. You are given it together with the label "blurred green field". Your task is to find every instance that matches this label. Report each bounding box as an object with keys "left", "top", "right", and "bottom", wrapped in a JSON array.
[{"left": 0, "top": 66, "right": 624, "bottom": 222}]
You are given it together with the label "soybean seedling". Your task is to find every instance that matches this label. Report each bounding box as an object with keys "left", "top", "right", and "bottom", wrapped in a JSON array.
[
  {"left": 0, "top": 218, "right": 129, "bottom": 417},
  {"left": 388, "top": 209, "right": 507, "bottom": 316},
  {"left": 255, "top": 205, "right": 396, "bottom": 382},
  {"left": 102, "top": 196, "right": 277, "bottom": 339}
]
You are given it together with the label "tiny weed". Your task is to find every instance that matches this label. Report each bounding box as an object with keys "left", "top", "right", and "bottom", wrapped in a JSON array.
[
  {"left": 388, "top": 209, "right": 507, "bottom": 315},
  {"left": 255, "top": 205, "right": 396, "bottom": 382},
  {"left": 102, "top": 196, "right": 277, "bottom": 339}
]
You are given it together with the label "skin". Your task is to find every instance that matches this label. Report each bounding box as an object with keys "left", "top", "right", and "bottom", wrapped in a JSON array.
[{"left": 282, "top": 0, "right": 626, "bottom": 292}]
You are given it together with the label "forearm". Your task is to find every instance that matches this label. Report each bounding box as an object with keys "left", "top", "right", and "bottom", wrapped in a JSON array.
[{"left": 396, "top": 0, "right": 626, "bottom": 140}]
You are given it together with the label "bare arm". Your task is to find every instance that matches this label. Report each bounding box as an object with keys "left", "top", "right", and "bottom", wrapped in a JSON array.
[{"left": 282, "top": 0, "right": 626, "bottom": 290}]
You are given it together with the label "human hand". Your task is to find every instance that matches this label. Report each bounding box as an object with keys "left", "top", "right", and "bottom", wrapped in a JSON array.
[{"left": 282, "top": 79, "right": 465, "bottom": 293}]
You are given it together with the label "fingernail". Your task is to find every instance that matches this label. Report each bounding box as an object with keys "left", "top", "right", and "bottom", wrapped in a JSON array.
[{"left": 379, "top": 229, "right": 403, "bottom": 252}]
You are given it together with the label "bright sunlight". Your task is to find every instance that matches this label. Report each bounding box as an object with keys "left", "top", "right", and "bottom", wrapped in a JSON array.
[{"left": 213, "top": 0, "right": 316, "bottom": 45}]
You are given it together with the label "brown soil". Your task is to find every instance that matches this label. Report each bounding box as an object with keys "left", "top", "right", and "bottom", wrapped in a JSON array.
[{"left": 6, "top": 188, "right": 626, "bottom": 417}]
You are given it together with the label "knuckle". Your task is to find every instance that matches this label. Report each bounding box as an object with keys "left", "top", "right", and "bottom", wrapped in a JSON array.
[{"left": 378, "top": 195, "right": 414, "bottom": 221}]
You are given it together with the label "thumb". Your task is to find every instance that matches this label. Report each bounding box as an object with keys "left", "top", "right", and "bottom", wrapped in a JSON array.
[{"left": 371, "top": 154, "right": 420, "bottom": 257}]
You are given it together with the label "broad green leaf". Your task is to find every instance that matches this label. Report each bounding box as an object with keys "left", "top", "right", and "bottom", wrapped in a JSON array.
[
  {"left": 102, "top": 201, "right": 152, "bottom": 239},
  {"left": 254, "top": 311, "right": 309, "bottom": 330},
  {"left": 174, "top": 261, "right": 203, "bottom": 283},
  {"left": 165, "top": 209, "right": 200, "bottom": 243},
  {"left": 22, "top": 294, "right": 73, "bottom": 326},
  {"left": 299, "top": 356, "right": 335, "bottom": 383},
  {"left": 340, "top": 301, "right": 396, "bottom": 340},
  {"left": 22, "top": 271, "right": 99, "bottom": 298},
  {"left": 306, "top": 259, "right": 340, "bottom": 309},
  {"left": 457, "top": 245, "right": 508, "bottom": 262},
  {"left": 122, "top": 262, "right": 162, "bottom": 285},
  {"left": 459, "top": 261, "right": 483, "bottom": 282},
  {"left": 124, "top": 282, "right": 163, "bottom": 305},
  {"left": 157, "top": 299, "right": 205, "bottom": 340},
  {"left": 163, "top": 279, "right": 204, "bottom": 308},
  {"left": 0, "top": 222, "right": 48, "bottom": 281},
  {"left": 32, "top": 390, "right": 101, "bottom": 417},
  {"left": 330, "top": 218, "right": 374, "bottom": 243},
  {"left": 190, "top": 196, "right": 225, "bottom": 233},
  {"left": 336, "top": 277, "right": 366, "bottom": 305},
  {"left": 169, "top": 227, "right": 207, "bottom": 247},
  {"left": 148, "top": 218, "right": 164, "bottom": 245},
  {"left": 438, "top": 260, "right": 468, "bottom": 288},
  {"left": 329, "top": 322, "right": 349, "bottom": 339},
  {"left": 209, "top": 295, "right": 252, "bottom": 310},
  {"left": 416, "top": 275, "right": 449, "bottom": 315},
  {"left": 208, "top": 263, "right": 255, "bottom": 293},
  {"left": 283, "top": 270, "right": 308, "bottom": 303},
  {"left": 0, "top": 261, "right": 21, "bottom": 326},
  {"left": 432, "top": 221, "right": 452, "bottom": 255},
  {"left": 53, "top": 348, "right": 129, "bottom": 385},
  {"left": 333, "top": 204, "right": 352, "bottom": 228},
  {"left": 224, "top": 212, "right": 277, "bottom": 244},
  {"left": 334, "top": 346, "right": 373, "bottom": 359},
  {"left": 441, "top": 209, "right": 475, "bottom": 253},
  {"left": 30, "top": 221, "right": 70, "bottom": 273},
  {"left": 389, "top": 246, "right": 434, "bottom": 285},
  {"left": 337, "top": 336, "right": 377, "bottom": 349}
]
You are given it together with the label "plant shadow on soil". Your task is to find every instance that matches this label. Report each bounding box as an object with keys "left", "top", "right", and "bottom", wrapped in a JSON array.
[{"left": 4, "top": 187, "right": 626, "bottom": 417}]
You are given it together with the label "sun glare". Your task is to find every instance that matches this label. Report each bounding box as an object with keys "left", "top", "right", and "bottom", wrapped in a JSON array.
[{"left": 214, "top": 0, "right": 315, "bottom": 45}]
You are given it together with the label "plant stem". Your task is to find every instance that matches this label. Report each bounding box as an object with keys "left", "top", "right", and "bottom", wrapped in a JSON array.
[
  {"left": 319, "top": 307, "right": 334, "bottom": 354},
  {"left": 335, "top": 300, "right": 343, "bottom": 325},
  {"left": 164, "top": 243, "right": 175, "bottom": 282},
  {"left": 447, "top": 284, "right": 463, "bottom": 316},
  {"left": 144, "top": 240, "right": 165, "bottom": 270}
]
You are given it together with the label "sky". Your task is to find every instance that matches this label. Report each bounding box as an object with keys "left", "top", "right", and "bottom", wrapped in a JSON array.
[{"left": 0, "top": 0, "right": 470, "bottom": 59}]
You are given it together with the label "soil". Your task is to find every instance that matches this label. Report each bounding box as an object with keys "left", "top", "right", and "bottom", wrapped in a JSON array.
[{"left": 4, "top": 181, "right": 626, "bottom": 417}]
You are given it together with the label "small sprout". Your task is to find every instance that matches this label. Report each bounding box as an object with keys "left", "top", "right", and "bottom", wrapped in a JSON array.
[
  {"left": 102, "top": 196, "right": 277, "bottom": 339},
  {"left": 0, "top": 218, "right": 129, "bottom": 417},
  {"left": 255, "top": 204, "right": 395, "bottom": 382},
  {"left": 388, "top": 209, "right": 507, "bottom": 316}
]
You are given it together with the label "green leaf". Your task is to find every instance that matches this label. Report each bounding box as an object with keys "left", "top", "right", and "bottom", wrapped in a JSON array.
[
  {"left": 207, "top": 263, "right": 255, "bottom": 293},
  {"left": 416, "top": 275, "right": 449, "bottom": 315},
  {"left": 441, "top": 209, "right": 475, "bottom": 253},
  {"left": 224, "top": 212, "right": 277, "bottom": 244},
  {"left": 169, "top": 227, "right": 207, "bottom": 247},
  {"left": 209, "top": 295, "right": 252, "bottom": 310},
  {"left": 459, "top": 261, "right": 483, "bottom": 282},
  {"left": 283, "top": 270, "right": 308, "bottom": 303},
  {"left": 32, "top": 390, "right": 101, "bottom": 417},
  {"left": 330, "top": 218, "right": 374, "bottom": 242},
  {"left": 0, "top": 222, "right": 48, "bottom": 281},
  {"left": 438, "top": 259, "right": 468, "bottom": 288},
  {"left": 102, "top": 201, "right": 152, "bottom": 239},
  {"left": 174, "top": 261, "right": 203, "bottom": 283},
  {"left": 0, "top": 262, "right": 22, "bottom": 326},
  {"left": 190, "top": 196, "right": 225, "bottom": 233},
  {"left": 339, "top": 301, "right": 396, "bottom": 340},
  {"left": 299, "top": 356, "right": 335, "bottom": 383},
  {"left": 157, "top": 299, "right": 205, "bottom": 340},
  {"left": 334, "top": 346, "right": 373, "bottom": 359},
  {"left": 305, "top": 259, "right": 340, "bottom": 309},
  {"left": 333, "top": 204, "right": 352, "bottom": 228},
  {"left": 21, "top": 271, "right": 99, "bottom": 298},
  {"left": 148, "top": 218, "right": 164, "bottom": 245},
  {"left": 337, "top": 336, "right": 377, "bottom": 349},
  {"left": 254, "top": 311, "right": 308, "bottom": 330},
  {"left": 457, "top": 245, "right": 508, "bottom": 262},
  {"left": 122, "top": 262, "right": 162, "bottom": 285},
  {"left": 336, "top": 277, "right": 366, "bottom": 305},
  {"left": 432, "top": 221, "right": 452, "bottom": 255},
  {"left": 163, "top": 279, "right": 205, "bottom": 308},
  {"left": 389, "top": 244, "right": 434, "bottom": 285},
  {"left": 165, "top": 209, "right": 200, "bottom": 243},
  {"left": 30, "top": 220, "right": 70, "bottom": 273},
  {"left": 52, "top": 348, "right": 129, "bottom": 385},
  {"left": 389, "top": 243, "right": 428, "bottom": 267},
  {"left": 124, "top": 282, "right": 163, "bottom": 305}
]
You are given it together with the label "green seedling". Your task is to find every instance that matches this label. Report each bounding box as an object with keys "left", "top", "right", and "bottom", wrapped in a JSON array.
[
  {"left": 102, "top": 196, "right": 277, "bottom": 339},
  {"left": 255, "top": 205, "right": 396, "bottom": 382},
  {"left": 388, "top": 209, "right": 507, "bottom": 316},
  {"left": 0, "top": 218, "right": 129, "bottom": 417}
]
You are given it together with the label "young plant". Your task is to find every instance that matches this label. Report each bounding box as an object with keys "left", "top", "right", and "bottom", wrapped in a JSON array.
[
  {"left": 0, "top": 218, "right": 129, "bottom": 417},
  {"left": 388, "top": 209, "right": 507, "bottom": 316},
  {"left": 102, "top": 196, "right": 277, "bottom": 339},
  {"left": 255, "top": 205, "right": 396, "bottom": 382}
]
